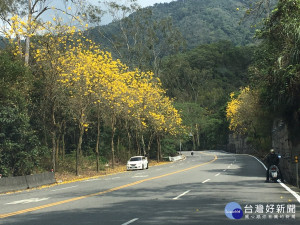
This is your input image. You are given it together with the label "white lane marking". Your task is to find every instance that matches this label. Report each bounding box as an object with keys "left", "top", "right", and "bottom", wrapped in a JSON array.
[
  {"left": 135, "top": 172, "right": 145, "bottom": 175},
  {"left": 247, "top": 155, "right": 267, "bottom": 170},
  {"left": 82, "top": 178, "right": 101, "bottom": 182},
  {"left": 202, "top": 179, "right": 210, "bottom": 183},
  {"left": 278, "top": 180, "right": 300, "bottom": 203},
  {"left": 215, "top": 173, "right": 220, "bottom": 177},
  {"left": 227, "top": 165, "right": 231, "bottom": 168},
  {"left": 6, "top": 198, "right": 49, "bottom": 205},
  {"left": 248, "top": 154, "right": 300, "bottom": 203},
  {"left": 104, "top": 177, "right": 121, "bottom": 181},
  {"left": 132, "top": 175, "right": 149, "bottom": 178},
  {"left": 173, "top": 190, "right": 191, "bottom": 200},
  {"left": 122, "top": 218, "right": 139, "bottom": 225},
  {"left": 51, "top": 185, "right": 78, "bottom": 192},
  {"left": 223, "top": 169, "right": 226, "bottom": 171}
]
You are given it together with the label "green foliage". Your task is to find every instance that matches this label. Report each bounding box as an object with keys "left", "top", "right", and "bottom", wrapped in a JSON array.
[
  {"left": 161, "top": 137, "right": 178, "bottom": 157},
  {"left": 88, "top": 7, "right": 184, "bottom": 73},
  {"left": 0, "top": 51, "right": 47, "bottom": 176},
  {"left": 89, "top": 0, "right": 258, "bottom": 51},
  {"left": 248, "top": 0, "right": 300, "bottom": 144},
  {"left": 159, "top": 42, "right": 254, "bottom": 149},
  {"left": 252, "top": 0, "right": 300, "bottom": 114},
  {"left": 161, "top": 41, "right": 253, "bottom": 104}
]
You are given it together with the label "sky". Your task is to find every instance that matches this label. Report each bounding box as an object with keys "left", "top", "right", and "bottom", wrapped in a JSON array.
[
  {"left": 0, "top": 0, "right": 176, "bottom": 36},
  {"left": 42, "top": 0, "right": 176, "bottom": 25},
  {"left": 136, "top": 0, "right": 175, "bottom": 7}
]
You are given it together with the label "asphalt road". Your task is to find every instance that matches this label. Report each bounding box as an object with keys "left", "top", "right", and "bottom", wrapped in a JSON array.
[{"left": 0, "top": 151, "right": 299, "bottom": 225}]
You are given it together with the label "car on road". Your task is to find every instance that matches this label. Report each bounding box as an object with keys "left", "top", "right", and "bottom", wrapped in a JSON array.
[{"left": 127, "top": 156, "right": 148, "bottom": 170}]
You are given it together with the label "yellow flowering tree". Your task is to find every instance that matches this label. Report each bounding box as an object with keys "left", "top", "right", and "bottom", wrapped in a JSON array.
[
  {"left": 226, "top": 87, "right": 271, "bottom": 149},
  {"left": 0, "top": 0, "right": 101, "bottom": 65},
  {"left": 31, "top": 23, "right": 77, "bottom": 173},
  {"left": 32, "top": 20, "right": 184, "bottom": 173}
]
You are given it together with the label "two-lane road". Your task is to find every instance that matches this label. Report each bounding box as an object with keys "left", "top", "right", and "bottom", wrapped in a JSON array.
[{"left": 0, "top": 151, "right": 299, "bottom": 224}]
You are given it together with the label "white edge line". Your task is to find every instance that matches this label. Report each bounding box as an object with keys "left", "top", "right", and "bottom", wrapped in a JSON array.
[
  {"left": 247, "top": 155, "right": 267, "bottom": 170},
  {"left": 202, "top": 179, "right": 210, "bottom": 184},
  {"left": 173, "top": 190, "right": 191, "bottom": 200},
  {"left": 247, "top": 154, "right": 300, "bottom": 203},
  {"left": 277, "top": 180, "right": 300, "bottom": 203},
  {"left": 121, "top": 218, "right": 139, "bottom": 225}
]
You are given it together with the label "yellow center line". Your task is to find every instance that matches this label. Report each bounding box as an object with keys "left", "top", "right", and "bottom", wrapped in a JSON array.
[{"left": 0, "top": 153, "right": 217, "bottom": 219}]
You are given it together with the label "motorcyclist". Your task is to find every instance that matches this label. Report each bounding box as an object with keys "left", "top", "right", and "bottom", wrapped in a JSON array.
[{"left": 265, "top": 149, "right": 284, "bottom": 182}]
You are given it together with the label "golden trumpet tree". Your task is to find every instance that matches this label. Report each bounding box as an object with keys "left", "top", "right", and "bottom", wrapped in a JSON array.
[
  {"left": 31, "top": 23, "right": 78, "bottom": 173},
  {"left": 226, "top": 87, "right": 261, "bottom": 134},
  {"left": 1, "top": 0, "right": 101, "bottom": 64},
  {"left": 33, "top": 21, "right": 184, "bottom": 172}
]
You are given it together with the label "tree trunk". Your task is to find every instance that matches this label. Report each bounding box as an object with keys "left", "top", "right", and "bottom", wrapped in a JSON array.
[
  {"left": 141, "top": 133, "right": 146, "bottom": 156},
  {"left": 62, "top": 121, "right": 66, "bottom": 161},
  {"left": 95, "top": 107, "right": 101, "bottom": 172},
  {"left": 127, "top": 130, "right": 131, "bottom": 158},
  {"left": 76, "top": 124, "right": 84, "bottom": 176},
  {"left": 111, "top": 115, "right": 116, "bottom": 169},
  {"left": 156, "top": 135, "right": 161, "bottom": 162},
  {"left": 76, "top": 110, "right": 85, "bottom": 176},
  {"left": 136, "top": 132, "right": 141, "bottom": 155},
  {"left": 51, "top": 101, "right": 57, "bottom": 172},
  {"left": 192, "top": 134, "right": 196, "bottom": 151},
  {"left": 196, "top": 124, "right": 200, "bottom": 150},
  {"left": 147, "top": 133, "right": 154, "bottom": 157},
  {"left": 117, "top": 135, "right": 120, "bottom": 163},
  {"left": 51, "top": 131, "right": 56, "bottom": 172},
  {"left": 25, "top": 0, "right": 32, "bottom": 65},
  {"left": 55, "top": 137, "right": 59, "bottom": 168}
]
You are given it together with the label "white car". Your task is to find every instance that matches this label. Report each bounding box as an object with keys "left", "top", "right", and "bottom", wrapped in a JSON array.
[{"left": 127, "top": 156, "right": 148, "bottom": 170}]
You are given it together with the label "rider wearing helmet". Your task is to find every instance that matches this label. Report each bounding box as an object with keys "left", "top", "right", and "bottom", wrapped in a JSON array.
[{"left": 265, "top": 149, "right": 284, "bottom": 182}]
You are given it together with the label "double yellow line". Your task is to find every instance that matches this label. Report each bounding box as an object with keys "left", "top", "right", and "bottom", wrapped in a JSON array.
[{"left": 0, "top": 153, "right": 217, "bottom": 219}]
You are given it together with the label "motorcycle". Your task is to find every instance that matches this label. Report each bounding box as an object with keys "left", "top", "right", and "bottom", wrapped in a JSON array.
[{"left": 268, "top": 165, "right": 280, "bottom": 182}]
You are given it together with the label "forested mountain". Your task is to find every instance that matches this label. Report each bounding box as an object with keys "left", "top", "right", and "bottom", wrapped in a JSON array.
[
  {"left": 150, "top": 0, "right": 255, "bottom": 47},
  {"left": 89, "top": 0, "right": 259, "bottom": 51},
  {"left": 160, "top": 41, "right": 255, "bottom": 149},
  {"left": 86, "top": 0, "right": 258, "bottom": 149}
]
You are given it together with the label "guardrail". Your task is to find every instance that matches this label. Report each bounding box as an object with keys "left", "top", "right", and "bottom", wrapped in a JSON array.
[{"left": 0, "top": 172, "right": 55, "bottom": 193}]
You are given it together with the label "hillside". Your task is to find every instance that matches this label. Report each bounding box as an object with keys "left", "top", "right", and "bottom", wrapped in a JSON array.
[
  {"left": 150, "top": 0, "right": 256, "bottom": 47},
  {"left": 88, "top": 0, "right": 259, "bottom": 51}
]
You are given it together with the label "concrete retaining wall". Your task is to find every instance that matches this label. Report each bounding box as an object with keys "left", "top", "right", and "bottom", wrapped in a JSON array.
[
  {"left": 0, "top": 176, "right": 28, "bottom": 193},
  {"left": 227, "top": 133, "right": 255, "bottom": 154},
  {"left": 169, "top": 155, "right": 184, "bottom": 162},
  {"left": 0, "top": 172, "right": 55, "bottom": 193},
  {"left": 272, "top": 119, "right": 300, "bottom": 187}
]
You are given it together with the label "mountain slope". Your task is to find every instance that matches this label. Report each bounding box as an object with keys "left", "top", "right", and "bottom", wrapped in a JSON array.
[
  {"left": 89, "top": 0, "right": 259, "bottom": 51},
  {"left": 150, "top": 0, "right": 255, "bottom": 47}
]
